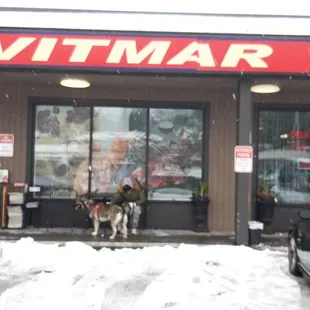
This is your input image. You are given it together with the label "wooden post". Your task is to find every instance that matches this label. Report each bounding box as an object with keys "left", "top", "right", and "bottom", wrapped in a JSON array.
[
  {"left": 235, "top": 79, "right": 252, "bottom": 246},
  {"left": 1, "top": 184, "right": 7, "bottom": 228}
]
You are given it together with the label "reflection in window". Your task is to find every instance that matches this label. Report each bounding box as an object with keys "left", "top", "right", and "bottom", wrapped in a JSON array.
[
  {"left": 34, "top": 105, "right": 90, "bottom": 197},
  {"left": 91, "top": 107, "right": 147, "bottom": 193},
  {"left": 148, "top": 109, "right": 203, "bottom": 201},
  {"left": 33, "top": 105, "right": 205, "bottom": 201},
  {"left": 258, "top": 110, "right": 310, "bottom": 204}
]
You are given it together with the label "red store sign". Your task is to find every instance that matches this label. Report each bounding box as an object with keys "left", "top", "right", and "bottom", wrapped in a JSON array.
[
  {"left": 290, "top": 130, "right": 310, "bottom": 139},
  {"left": 1, "top": 33, "right": 310, "bottom": 73}
]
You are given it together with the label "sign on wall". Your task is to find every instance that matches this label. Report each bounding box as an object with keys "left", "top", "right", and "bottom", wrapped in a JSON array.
[
  {"left": 0, "top": 169, "right": 8, "bottom": 183},
  {"left": 1, "top": 33, "right": 310, "bottom": 73},
  {"left": 234, "top": 145, "right": 253, "bottom": 173},
  {"left": 0, "top": 134, "right": 14, "bottom": 157}
]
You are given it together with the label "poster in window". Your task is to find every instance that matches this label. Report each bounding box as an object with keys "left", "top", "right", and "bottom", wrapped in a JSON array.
[
  {"left": 147, "top": 109, "right": 203, "bottom": 201},
  {"left": 90, "top": 107, "right": 147, "bottom": 193},
  {"left": 34, "top": 105, "right": 90, "bottom": 197}
]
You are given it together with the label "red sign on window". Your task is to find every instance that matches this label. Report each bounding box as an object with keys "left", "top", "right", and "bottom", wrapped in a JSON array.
[
  {"left": 298, "top": 159, "right": 310, "bottom": 170},
  {"left": 290, "top": 130, "right": 310, "bottom": 139}
]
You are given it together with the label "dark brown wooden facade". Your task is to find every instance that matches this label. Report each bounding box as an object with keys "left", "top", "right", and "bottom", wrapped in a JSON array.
[
  {"left": 2, "top": 73, "right": 308, "bottom": 233},
  {"left": 0, "top": 73, "right": 238, "bottom": 232}
]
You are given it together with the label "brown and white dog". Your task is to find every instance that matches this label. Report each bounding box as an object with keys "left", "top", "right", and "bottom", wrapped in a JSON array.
[{"left": 74, "top": 196, "right": 128, "bottom": 239}]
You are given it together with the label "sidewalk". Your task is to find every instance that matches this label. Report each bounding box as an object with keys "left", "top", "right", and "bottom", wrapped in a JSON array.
[{"left": 0, "top": 228, "right": 288, "bottom": 249}]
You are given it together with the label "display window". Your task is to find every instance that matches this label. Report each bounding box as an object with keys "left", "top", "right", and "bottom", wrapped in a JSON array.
[
  {"left": 258, "top": 110, "right": 310, "bottom": 204},
  {"left": 32, "top": 103, "right": 206, "bottom": 201}
]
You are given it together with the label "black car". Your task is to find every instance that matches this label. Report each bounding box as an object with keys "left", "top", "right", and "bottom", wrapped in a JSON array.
[{"left": 288, "top": 208, "right": 310, "bottom": 280}]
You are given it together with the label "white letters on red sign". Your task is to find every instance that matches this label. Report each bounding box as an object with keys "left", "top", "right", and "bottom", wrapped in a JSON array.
[
  {"left": 107, "top": 40, "right": 171, "bottom": 64},
  {"left": 0, "top": 37, "right": 35, "bottom": 61},
  {"left": 32, "top": 38, "right": 58, "bottom": 62},
  {"left": 62, "top": 38, "right": 111, "bottom": 62},
  {"left": 0, "top": 35, "right": 275, "bottom": 70},
  {"left": 221, "top": 44, "right": 273, "bottom": 68},
  {"left": 167, "top": 42, "right": 216, "bottom": 67}
]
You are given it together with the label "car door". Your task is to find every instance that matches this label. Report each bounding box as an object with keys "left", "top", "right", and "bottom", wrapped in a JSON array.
[{"left": 296, "top": 218, "right": 310, "bottom": 272}]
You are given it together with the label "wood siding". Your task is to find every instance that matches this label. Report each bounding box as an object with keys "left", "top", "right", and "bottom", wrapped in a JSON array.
[
  {"left": 209, "top": 92, "right": 237, "bottom": 231},
  {"left": 0, "top": 79, "right": 237, "bottom": 232}
]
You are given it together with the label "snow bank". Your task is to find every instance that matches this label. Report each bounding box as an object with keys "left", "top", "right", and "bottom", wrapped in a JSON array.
[{"left": 0, "top": 238, "right": 305, "bottom": 310}]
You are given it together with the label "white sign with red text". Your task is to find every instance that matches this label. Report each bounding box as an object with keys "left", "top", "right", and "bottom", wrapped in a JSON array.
[
  {"left": 0, "top": 169, "right": 8, "bottom": 183},
  {"left": 0, "top": 134, "right": 14, "bottom": 157},
  {"left": 234, "top": 145, "right": 253, "bottom": 173}
]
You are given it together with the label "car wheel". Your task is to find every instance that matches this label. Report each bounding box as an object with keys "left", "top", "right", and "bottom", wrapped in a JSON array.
[{"left": 288, "top": 236, "right": 302, "bottom": 277}]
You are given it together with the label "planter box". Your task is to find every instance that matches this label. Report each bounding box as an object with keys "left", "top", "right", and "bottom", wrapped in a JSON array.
[
  {"left": 255, "top": 196, "right": 276, "bottom": 226},
  {"left": 191, "top": 194, "right": 210, "bottom": 232}
]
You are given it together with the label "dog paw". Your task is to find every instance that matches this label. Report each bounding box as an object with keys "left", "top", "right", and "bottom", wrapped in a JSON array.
[
  {"left": 123, "top": 235, "right": 128, "bottom": 239},
  {"left": 109, "top": 236, "right": 115, "bottom": 240},
  {"left": 101, "top": 234, "right": 105, "bottom": 237},
  {"left": 91, "top": 232, "right": 98, "bottom": 236}
]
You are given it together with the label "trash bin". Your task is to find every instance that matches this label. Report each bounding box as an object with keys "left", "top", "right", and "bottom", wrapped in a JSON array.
[{"left": 248, "top": 221, "right": 264, "bottom": 245}]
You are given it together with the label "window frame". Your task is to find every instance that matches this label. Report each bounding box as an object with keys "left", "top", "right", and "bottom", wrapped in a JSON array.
[{"left": 27, "top": 97, "right": 210, "bottom": 201}]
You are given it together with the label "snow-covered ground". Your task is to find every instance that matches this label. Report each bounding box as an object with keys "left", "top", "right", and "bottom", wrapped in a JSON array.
[{"left": 0, "top": 238, "right": 309, "bottom": 310}]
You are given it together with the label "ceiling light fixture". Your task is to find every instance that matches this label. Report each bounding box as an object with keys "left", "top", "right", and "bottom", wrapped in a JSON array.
[
  {"left": 250, "top": 84, "right": 280, "bottom": 94},
  {"left": 60, "top": 78, "right": 90, "bottom": 89}
]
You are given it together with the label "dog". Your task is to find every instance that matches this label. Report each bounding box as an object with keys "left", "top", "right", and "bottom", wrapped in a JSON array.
[{"left": 74, "top": 196, "right": 128, "bottom": 239}]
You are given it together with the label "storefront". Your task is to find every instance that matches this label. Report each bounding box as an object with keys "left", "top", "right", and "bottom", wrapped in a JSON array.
[
  {"left": 1, "top": 2, "right": 310, "bottom": 245},
  {"left": 0, "top": 52, "right": 237, "bottom": 233}
]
